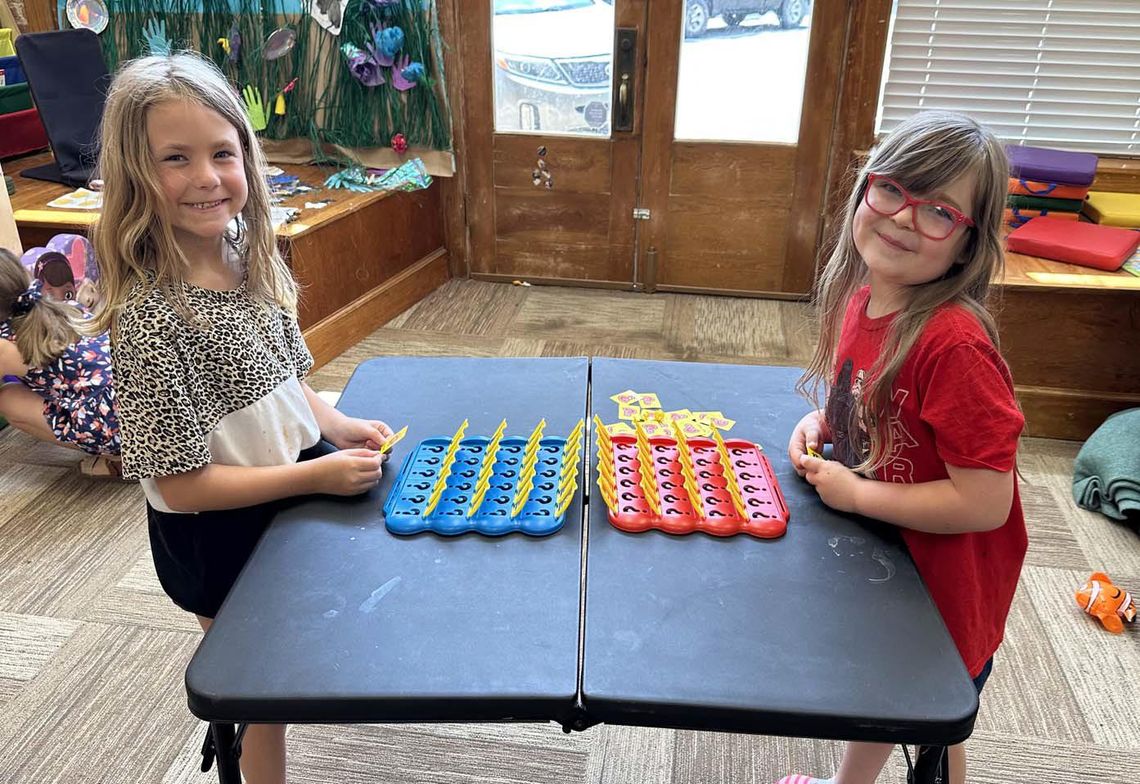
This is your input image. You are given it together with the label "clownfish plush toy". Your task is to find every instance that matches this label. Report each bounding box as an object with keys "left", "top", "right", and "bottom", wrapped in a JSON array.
[{"left": 1075, "top": 572, "right": 1136, "bottom": 634}]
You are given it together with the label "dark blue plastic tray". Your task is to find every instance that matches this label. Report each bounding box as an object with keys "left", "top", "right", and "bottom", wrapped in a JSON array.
[{"left": 383, "top": 436, "right": 572, "bottom": 536}]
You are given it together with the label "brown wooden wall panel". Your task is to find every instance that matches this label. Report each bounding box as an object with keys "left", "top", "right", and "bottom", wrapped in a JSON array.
[
  {"left": 291, "top": 184, "right": 443, "bottom": 327},
  {"left": 658, "top": 248, "right": 785, "bottom": 292},
  {"left": 494, "top": 190, "right": 614, "bottom": 245},
  {"left": 664, "top": 198, "right": 790, "bottom": 255},
  {"left": 669, "top": 143, "right": 797, "bottom": 197},
  {"left": 495, "top": 238, "right": 634, "bottom": 281},
  {"left": 997, "top": 288, "right": 1140, "bottom": 395},
  {"left": 1017, "top": 386, "right": 1140, "bottom": 442},
  {"left": 493, "top": 136, "right": 614, "bottom": 194}
]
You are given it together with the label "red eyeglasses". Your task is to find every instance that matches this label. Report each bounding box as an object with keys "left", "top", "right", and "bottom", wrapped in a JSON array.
[{"left": 864, "top": 173, "right": 975, "bottom": 241}]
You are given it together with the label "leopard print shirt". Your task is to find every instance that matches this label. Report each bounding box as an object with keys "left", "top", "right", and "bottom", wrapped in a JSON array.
[{"left": 113, "top": 278, "right": 317, "bottom": 487}]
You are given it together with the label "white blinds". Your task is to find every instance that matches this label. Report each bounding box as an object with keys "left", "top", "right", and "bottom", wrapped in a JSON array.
[{"left": 875, "top": 0, "right": 1140, "bottom": 155}]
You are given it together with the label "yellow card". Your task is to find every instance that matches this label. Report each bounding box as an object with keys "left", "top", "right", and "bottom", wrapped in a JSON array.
[
  {"left": 618, "top": 404, "right": 641, "bottom": 421},
  {"left": 666, "top": 409, "right": 692, "bottom": 422},
  {"left": 641, "top": 422, "right": 668, "bottom": 438},
  {"left": 607, "top": 423, "right": 635, "bottom": 436},
  {"left": 611, "top": 389, "right": 639, "bottom": 405},
  {"left": 710, "top": 416, "right": 736, "bottom": 432},
  {"left": 378, "top": 425, "right": 409, "bottom": 454},
  {"left": 637, "top": 392, "right": 662, "bottom": 409},
  {"left": 680, "top": 421, "right": 703, "bottom": 438}
]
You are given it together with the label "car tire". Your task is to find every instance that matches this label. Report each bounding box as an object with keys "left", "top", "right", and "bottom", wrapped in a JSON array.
[
  {"left": 684, "top": 1, "right": 710, "bottom": 39},
  {"left": 779, "top": 0, "right": 806, "bottom": 28},
  {"left": 723, "top": 12, "right": 745, "bottom": 27}
]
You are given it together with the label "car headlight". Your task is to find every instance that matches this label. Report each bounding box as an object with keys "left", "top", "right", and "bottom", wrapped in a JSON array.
[{"left": 495, "top": 54, "right": 566, "bottom": 84}]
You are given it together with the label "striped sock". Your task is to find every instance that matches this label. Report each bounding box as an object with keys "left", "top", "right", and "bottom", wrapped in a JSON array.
[{"left": 775, "top": 777, "right": 831, "bottom": 784}]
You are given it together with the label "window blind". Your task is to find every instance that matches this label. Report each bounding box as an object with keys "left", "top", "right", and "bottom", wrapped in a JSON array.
[{"left": 876, "top": 0, "right": 1140, "bottom": 155}]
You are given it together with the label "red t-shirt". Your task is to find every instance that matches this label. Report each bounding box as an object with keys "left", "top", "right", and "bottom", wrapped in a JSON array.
[{"left": 825, "top": 287, "right": 1027, "bottom": 677}]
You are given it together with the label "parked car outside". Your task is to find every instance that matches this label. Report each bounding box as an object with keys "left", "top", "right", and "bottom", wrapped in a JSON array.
[
  {"left": 684, "top": 0, "right": 812, "bottom": 38},
  {"left": 493, "top": 0, "right": 615, "bottom": 135}
]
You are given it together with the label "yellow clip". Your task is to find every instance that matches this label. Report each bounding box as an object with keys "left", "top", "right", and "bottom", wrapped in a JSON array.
[
  {"left": 807, "top": 445, "right": 822, "bottom": 459},
  {"left": 379, "top": 425, "right": 408, "bottom": 454}
]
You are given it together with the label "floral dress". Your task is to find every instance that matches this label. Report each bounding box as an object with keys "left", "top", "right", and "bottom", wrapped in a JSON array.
[{"left": 0, "top": 315, "right": 120, "bottom": 456}]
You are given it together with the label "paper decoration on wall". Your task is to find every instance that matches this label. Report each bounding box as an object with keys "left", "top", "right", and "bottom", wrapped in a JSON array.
[
  {"left": 218, "top": 22, "right": 241, "bottom": 65},
  {"left": 372, "top": 24, "right": 403, "bottom": 66},
  {"left": 310, "top": 0, "right": 351, "bottom": 36},
  {"left": 66, "top": 0, "right": 109, "bottom": 34},
  {"left": 264, "top": 28, "right": 296, "bottom": 61},
  {"left": 391, "top": 55, "right": 423, "bottom": 91},
  {"left": 342, "top": 43, "right": 385, "bottom": 87},
  {"left": 242, "top": 85, "right": 267, "bottom": 132},
  {"left": 274, "top": 78, "right": 299, "bottom": 116},
  {"left": 142, "top": 19, "right": 170, "bottom": 56}
]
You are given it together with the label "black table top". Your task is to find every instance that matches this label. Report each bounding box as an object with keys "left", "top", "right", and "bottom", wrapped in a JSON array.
[
  {"left": 186, "top": 357, "right": 589, "bottom": 726},
  {"left": 581, "top": 358, "right": 978, "bottom": 745}
]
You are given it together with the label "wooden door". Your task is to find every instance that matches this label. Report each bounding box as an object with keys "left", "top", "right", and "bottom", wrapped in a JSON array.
[
  {"left": 460, "top": 1, "right": 848, "bottom": 295},
  {"left": 461, "top": 0, "right": 648, "bottom": 287},
  {"left": 638, "top": 0, "right": 847, "bottom": 296}
]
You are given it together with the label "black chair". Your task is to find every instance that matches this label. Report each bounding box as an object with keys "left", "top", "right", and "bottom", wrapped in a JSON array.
[{"left": 15, "top": 28, "right": 110, "bottom": 187}]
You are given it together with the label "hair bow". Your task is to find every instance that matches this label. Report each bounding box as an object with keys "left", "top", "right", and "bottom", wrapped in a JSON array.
[{"left": 11, "top": 280, "right": 44, "bottom": 317}]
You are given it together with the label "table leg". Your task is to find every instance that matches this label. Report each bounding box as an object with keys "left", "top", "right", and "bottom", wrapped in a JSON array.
[
  {"left": 904, "top": 744, "right": 948, "bottom": 784},
  {"left": 202, "top": 722, "right": 243, "bottom": 784}
]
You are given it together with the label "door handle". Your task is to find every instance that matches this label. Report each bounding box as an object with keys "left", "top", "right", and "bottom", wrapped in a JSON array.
[{"left": 613, "top": 28, "right": 636, "bottom": 132}]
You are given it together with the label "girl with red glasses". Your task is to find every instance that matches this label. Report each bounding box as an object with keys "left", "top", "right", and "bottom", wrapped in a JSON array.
[{"left": 782, "top": 111, "right": 1026, "bottom": 784}]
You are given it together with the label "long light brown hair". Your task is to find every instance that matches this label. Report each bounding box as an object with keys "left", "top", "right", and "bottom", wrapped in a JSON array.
[
  {"left": 797, "top": 111, "right": 1009, "bottom": 475},
  {"left": 0, "top": 248, "right": 84, "bottom": 368},
  {"left": 89, "top": 52, "right": 296, "bottom": 336}
]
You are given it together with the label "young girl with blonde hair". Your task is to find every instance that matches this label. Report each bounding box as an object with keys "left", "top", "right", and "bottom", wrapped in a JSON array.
[
  {"left": 0, "top": 247, "right": 121, "bottom": 475},
  {"left": 782, "top": 111, "right": 1027, "bottom": 784},
  {"left": 92, "top": 52, "right": 394, "bottom": 784}
]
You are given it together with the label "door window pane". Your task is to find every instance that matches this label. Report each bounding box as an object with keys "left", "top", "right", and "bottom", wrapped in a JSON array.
[
  {"left": 492, "top": 0, "right": 616, "bottom": 136},
  {"left": 674, "top": 1, "right": 814, "bottom": 143}
]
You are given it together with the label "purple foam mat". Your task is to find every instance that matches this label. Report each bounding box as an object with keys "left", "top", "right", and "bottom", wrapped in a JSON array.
[{"left": 1006, "top": 145, "right": 1098, "bottom": 187}]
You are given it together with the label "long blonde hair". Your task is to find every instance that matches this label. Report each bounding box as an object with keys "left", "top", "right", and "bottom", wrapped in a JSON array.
[
  {"left": 0, "top": 248, "right": 83, "bottom": 368},
  {"left": 797, "top": 111, "right": 1009, "bottom": 475},
  {"left": 90, "top": 52, "right": 296, "bottom": 336}
]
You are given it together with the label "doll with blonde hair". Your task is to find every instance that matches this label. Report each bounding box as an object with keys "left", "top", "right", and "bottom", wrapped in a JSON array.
[
  {"left": 782, "top": 111, "right": 1027, "bottom": 784},
  {"left": 92, "top": 51, "right": 396, "bottom": 784}
]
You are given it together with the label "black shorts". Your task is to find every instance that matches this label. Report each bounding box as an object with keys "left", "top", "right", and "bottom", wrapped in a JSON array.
[
  {"left": 147, "top": 444, "right": 332, "bottom": 618},
  {"left": 148, "top": 498, "right": 281, "bottom": 619}
]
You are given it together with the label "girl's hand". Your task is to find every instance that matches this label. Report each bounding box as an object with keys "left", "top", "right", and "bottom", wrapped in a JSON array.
[
  {"left": 800, "top": 454, "right": 863, "bottom": 514},
  {"left": 309, "top": 449, "right": 384, "bottom": 496},
  {"left": 788, "top": 409, "right": 828, "bottom": 477},
  {"left": 328, "top": 417, "right": 394, "bottom": 455}
]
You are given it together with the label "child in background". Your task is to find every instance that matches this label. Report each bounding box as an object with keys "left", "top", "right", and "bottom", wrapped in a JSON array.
[
  {"left": 0, "top": 247, "right": 121, "bottom": 476},
  {"left": 91, "top": 53, "right": 393, "bottom": 784},
  {"left": 783, "top": 111, "right": 1027, "bottom": 784}
]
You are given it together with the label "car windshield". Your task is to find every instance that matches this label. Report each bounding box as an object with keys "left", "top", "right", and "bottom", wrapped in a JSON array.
[{"left": 494, "top": 0, "right": 596, "bottom": 14}]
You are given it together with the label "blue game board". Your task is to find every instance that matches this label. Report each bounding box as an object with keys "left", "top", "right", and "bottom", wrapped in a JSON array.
[{"left": 383, "top": 436, "right": 574, "bottom": 536}]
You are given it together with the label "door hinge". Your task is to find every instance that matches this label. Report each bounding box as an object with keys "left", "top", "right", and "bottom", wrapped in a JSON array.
[{"left": 632, "top": 207, "right": 651, "bottom": 220}]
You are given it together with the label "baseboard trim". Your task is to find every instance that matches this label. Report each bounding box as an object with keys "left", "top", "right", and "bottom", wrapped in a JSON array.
[{"left": 304, "top": 248, "right": 450, "bottom": 370}]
